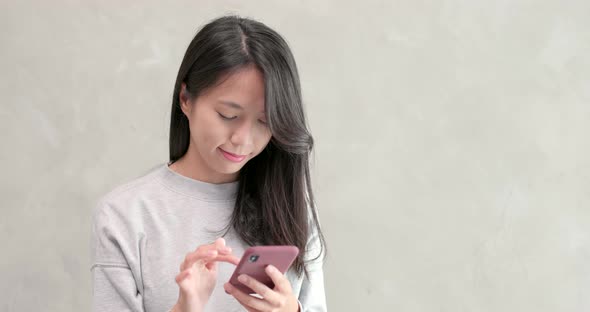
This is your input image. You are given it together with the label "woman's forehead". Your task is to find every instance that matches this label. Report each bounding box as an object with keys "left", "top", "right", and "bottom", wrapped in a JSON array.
[{"left": 208, "top": 68, "right": 266, "bottom": 112}]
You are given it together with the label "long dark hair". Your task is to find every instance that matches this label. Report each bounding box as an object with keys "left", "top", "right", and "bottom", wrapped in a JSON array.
[{"left": 169, "top": 15, "right": 326, "bottom": 277}]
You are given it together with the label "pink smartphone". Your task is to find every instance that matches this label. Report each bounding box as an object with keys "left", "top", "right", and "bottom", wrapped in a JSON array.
[{"left": 229, "top": 245, "right": 299, "bottom": 294}]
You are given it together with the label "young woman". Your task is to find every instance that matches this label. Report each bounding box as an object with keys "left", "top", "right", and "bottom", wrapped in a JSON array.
[{"left": 91, "top": 15, "right": 327, "bottom": 312}]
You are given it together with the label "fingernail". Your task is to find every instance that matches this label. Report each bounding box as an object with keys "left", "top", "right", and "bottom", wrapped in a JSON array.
[{"left": 266, "top": 265, "right": 276, "bottom": 273}]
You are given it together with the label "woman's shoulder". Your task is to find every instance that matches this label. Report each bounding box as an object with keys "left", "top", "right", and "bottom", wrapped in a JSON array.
[{"left": 93, "top": 162, "right": 167, "bottom": 215}]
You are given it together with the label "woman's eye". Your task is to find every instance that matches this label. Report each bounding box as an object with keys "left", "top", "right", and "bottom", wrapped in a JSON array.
[
  {"left": 258, "top": 119, "right": 268, "bottom": 126},
  {"left": 218, "top": 112, "right": 237, "bottom": 120}
]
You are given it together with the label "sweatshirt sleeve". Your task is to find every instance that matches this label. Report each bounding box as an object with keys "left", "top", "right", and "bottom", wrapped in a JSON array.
[
  {"left": 297, "top": 214, "right": 328, "bottom": 312},
  {"left": 90, "top": 199, "right": 145, "bottom": 312}
]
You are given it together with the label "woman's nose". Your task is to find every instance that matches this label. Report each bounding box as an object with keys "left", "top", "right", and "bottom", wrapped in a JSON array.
[{"left": 230, "top": 121, "right": 254, "bottom": 147}]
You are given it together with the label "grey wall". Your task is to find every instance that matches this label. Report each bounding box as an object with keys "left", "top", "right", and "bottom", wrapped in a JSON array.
[{"left": 1, "top": 1, "right": 589, "bottom": 311}]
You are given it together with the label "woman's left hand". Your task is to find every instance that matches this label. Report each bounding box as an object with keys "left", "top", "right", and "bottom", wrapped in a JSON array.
[{"left": 223, "top": 264, "right": 299, "bottom": 312}]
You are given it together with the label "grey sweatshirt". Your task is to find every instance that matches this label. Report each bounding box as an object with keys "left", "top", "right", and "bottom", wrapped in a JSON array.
[{"left": 90, "top": 162, "right": 327, "bottom": 312}]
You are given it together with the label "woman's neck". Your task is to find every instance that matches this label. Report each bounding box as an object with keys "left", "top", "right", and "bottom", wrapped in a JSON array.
[{"left": 168, "top": 143, "right": 238, "bottom": 184}]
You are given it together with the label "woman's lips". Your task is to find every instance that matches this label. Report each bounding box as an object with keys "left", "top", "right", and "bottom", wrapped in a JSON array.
[{"left": 219, "top": 148, "right": 247, "bottom": 163}]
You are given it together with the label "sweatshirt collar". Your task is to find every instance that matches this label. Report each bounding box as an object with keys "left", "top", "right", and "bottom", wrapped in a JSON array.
[{"left": 156, "top": 162, "right": 239, "bottom": 201}]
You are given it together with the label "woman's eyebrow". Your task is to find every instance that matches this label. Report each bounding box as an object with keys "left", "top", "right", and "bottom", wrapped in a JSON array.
[{"left": 218, "top": 100, "right": 243, "bottom": 110}]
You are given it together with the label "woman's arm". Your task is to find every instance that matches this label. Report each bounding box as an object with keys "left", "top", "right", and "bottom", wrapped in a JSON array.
[
  {"left": 297, "top": 224, "right": 327, "bottom": 312},
  {"left": 92, "top": 264, "right": 144, "bottom": 311},
  {"left": 91, "top": 200, "right": 145, "bottom": 312}
]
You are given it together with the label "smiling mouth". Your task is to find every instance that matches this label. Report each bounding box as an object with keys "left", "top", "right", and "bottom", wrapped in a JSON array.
[{"left": 219, "top": 148, "right": 247, "bottom": 162}]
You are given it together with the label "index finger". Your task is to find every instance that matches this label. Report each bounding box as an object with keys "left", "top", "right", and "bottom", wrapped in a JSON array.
[
  {"left": 182, "top": 245, "right": 239, "bottom": 271},
  {"left": 214, "top": 253, "right": 240, "bottom": 266}
]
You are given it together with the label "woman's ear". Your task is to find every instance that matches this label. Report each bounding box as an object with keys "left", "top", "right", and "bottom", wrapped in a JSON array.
[{"left": 179, "top": 82, "right": 192, "bottom": 118}]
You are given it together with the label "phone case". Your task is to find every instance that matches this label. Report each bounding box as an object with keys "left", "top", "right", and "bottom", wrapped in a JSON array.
[{"left": 228, "top": 245, "right": 299, "bottom": 295}]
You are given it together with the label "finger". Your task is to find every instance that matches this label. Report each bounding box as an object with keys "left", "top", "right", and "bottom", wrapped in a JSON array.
[
  {"left": 216, "top": 254, "right": 240, "bottom": 266},
  {"left": 180, "top": 238, "right": 240, "bottom": 271},
  {"left": 177, "top": 253, "right": 219, "bottom": 285},
  {"left": 224, "top": 282, "right": 270, "bottom": 311},
  {"left": 213, "top": 237, "right": 226, "bottom": 248},
  {"left": 175, "top": 269, "right": 190, "bottom": 284},
  {"left": 200, "top": 252, "right": 240, "bottom": 267},
  {"left": 181, "top": 248, "right": 218, "bottom": 271},
  {"left": 182, "top": 247, "right": 214, "bottom": 270},
  {"left": 175, "top": 264, "right": 199, "bottom": 287},
  {"left": 236, "top": 274, "right": 281, "bottom": 305},
  {"left": 176, "top": 268, "right": 200, "bottom": 292},
  {"left": 182, "top": 245, "right": 235, "bottom": 271},
  {"left": 187, "top": 253, "right": 239, "bottom": 273},
  {"left": 205, "top": 259, "right": 218, "bottom": 274},
  {"left": 265, "top": 265, "right": 292, "bottom": 293},
  {"left": 218, "top": 246, "right": 233, "bottom": 255},
  {"left": 214, "top": 238, "right": 234, "bottom": 256},
  {"left": 194, "top": 252, "right": 239, "bottom": 272},
  {"left": 210, "top": 237, "right": 234, "bottom": 255}
]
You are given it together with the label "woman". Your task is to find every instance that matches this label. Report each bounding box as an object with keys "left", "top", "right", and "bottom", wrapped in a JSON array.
[{"left": 91, "top": 15, "right": 327, "bottom": 312}]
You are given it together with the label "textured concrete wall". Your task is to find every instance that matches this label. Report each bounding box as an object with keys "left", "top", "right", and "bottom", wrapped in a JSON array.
[{"left": 1, "top": 1, "right": 589, "bottom": 311}]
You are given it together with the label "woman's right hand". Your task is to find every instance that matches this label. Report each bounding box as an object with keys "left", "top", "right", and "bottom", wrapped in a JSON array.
[{"left": 172, "top": 238, "right": 240, "bottom": 312}]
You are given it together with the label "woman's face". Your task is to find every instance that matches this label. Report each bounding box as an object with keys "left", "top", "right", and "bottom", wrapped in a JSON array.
[{"left": 179, "top": 66, "right": 272, "bottom": 183}]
